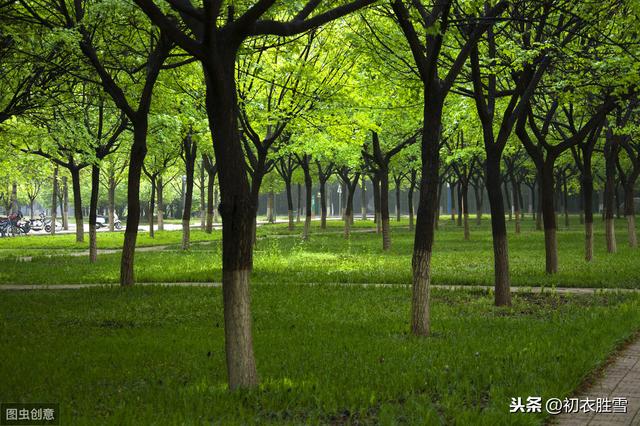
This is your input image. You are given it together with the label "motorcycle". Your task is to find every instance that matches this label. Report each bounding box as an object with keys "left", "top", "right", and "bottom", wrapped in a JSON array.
[
  {"left": 30, "top": 212, "right": 62, "bottom": 233},
  {"left": 0, "top": 212, "right": 30, "bottom": 237},
  {"left": 95, "top": 212, "right": 122, "bottom": 230}
]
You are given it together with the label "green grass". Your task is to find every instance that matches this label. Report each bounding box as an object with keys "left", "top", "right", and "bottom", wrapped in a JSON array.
[
  {"left": 1, "top": 285, "right": 639, "bottom": 425},
  {"left": 1, "top": 217, "right": 639, "bottom": 288}
]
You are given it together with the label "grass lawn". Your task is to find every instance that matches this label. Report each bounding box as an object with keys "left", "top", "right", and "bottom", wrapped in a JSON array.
[
  {"left": 0, "top": 216, "right": 639, "bottom": 288},
  {"left": 1, "top": 285, "right": 639, "bottom": 425}
]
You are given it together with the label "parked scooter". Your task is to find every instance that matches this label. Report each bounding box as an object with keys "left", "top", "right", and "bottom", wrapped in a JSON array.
[
  {"left": 30, "top": 212, "right": 62, "bottom": 233},
  {"left": 95, "top": 212, "right": 122, "bottom": 230}
]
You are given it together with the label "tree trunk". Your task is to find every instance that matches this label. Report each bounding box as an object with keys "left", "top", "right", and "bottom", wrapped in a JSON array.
[
  {"left": 380, "top": 169, "right": 391, "bottom": 250},
  {"left": 503, "top": 179, "right": 513, "bottom": 221},
  {"left": 303, "top": 166, "right": 312, "bottom": 240},
  {"left": 486, "top": 151, "right": 511, "bottom": 306},
  {"left": 395, "top": 184, "right": 401, "bottom": 222},
  {"left": 182, "top": 136, "right": 196, "bottom": 251},
  {"left": 319, "top": 181, "right": 327, "bottom": 229},
  {"left": 408, "top": 186, "right": 415, "bottom": 231},
  {"left": 266, "top": 191, "right": 275, "bottom": 223},
  {"left": 120, "top": 121, "right": 148, "bottom": 286},
  {"left": 512, "top": 179, "right": 521, "bottom": 234},
  {"left": 536, "top": 178, "right": 543, "bottom": 231},
  {"left": 149, "top": 175, "right": 156, "bottom": 239},
  {"left": 200, "top": 160, "right": 206, "bottom": 231},
  {"left": 89, "top": 165, "right": 100, "bottom": 263},
  {"left": 623, "top": 184, "right": 637, "bottom": 248},
  {"left": 157, "top": 177, "right": 164, "bottom": 231},
  {"left": 204, "top": 56, "right": 257, "bottom": 390},
  {"left": 615, "top": 183, "right": 622, "bottom": 219},
  {"left": 563, "top": 175, "right": 570, "bottom": 228},
  {"left": 51, "top": 165, "right": 58, "bottom": 235},
  {"left": 285, "top": 179, "right": 294, "bottom": 231},
  {"left": 411, "top": 90, "right": 443, "bottom": 336},
  {"left": 296, "top": 183, "right": 301, "bottom": 223},
  {"left": 604, "top": 139, "right": 618, "bottom": 254},
  {"left": 540, "top": 162, "right": 559, "bottom": 273},
  {"left": 372, "top": 175, "right": 381, "bottom": 233},
  {"left": 462, "top": 180, "right": 470, "bottom": 240},
  {"left": 70, "top": 168, "right": 84, "bottom": 243},
  {"left": 108, "top": 170, "right": 116, "bottom": 232},
  {"left": 344, "top": 178, "right": 358, "bottom": 239},
  {"left": 474, "top": 183, "right": 483, "bottom": 225},
  {"left": 361, "top": 176, "right": 367, "bottom": 220},
  {"left": 582, "top": 170, "right": 595, "bottom": 262},
  {"left": 62, "top": 175, "right": 69, "bottom": 230},
  {"left": 456, "top": 181, "right": 463, "bottom": 227},
  {"left": 450, "top": 184, "right": 455, "bottom": 222},
  {"left": 206, "top": 168, "right": 215, "bottom": 234}
]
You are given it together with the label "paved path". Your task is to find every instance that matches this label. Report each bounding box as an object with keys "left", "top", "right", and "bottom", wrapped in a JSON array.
[{"left": 554, "top": 338, "right": 640, "bottom": 425}]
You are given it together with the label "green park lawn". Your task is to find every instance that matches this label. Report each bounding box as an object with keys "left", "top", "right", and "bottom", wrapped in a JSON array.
[
  {"left": 1, "top": 216, "right": 640, "bottom": 424},
  {"left": 0, "top": 216, "right": 638, "bottom": 288},
  {"left": 1, "top": 285, "right": 639, "bottom": 425}
]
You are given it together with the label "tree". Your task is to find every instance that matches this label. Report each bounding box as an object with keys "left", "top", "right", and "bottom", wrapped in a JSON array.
[{"left": 390, "top": 0, "right": 508, "bottom": 332}]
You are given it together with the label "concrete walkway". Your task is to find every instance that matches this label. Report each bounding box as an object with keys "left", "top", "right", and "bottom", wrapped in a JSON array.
[{"left": 554, "top": 338, "right": 640, "bottom": 425}]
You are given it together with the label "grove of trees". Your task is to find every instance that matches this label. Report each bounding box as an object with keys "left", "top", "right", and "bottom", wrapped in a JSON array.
[{"left": 1, "top": 0, "right": 639, "bottom": 390}]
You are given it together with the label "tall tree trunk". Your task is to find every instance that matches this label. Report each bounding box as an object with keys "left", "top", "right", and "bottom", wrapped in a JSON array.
[
  {"left": 303, "top": 166, "right": 312, "bottom": 240},
  {"left": 361, "top": 176, "right": 367, "bottom": 220},
  {"left": 540, "top": 162, "right": 559, "bottom": 273},
  {"left": 319, "top": 181, "right": 327, "bottom": 229},
  {"left": 157, "top": 177, "right": 164, "bottom": 231},
  {"left": 148, "top": 175, "right": 156, "bottom": 239},
  {"left": 89, "top": 165, "right": 100, "bottom": 263},
  {"left": 204, "top": 57, "right": 257, "bottom": 390},
  {"left": 62, "top": 176, "right": 69, "bottom": 230},
  {"left": 411, "top": 91, "right": 443, "bottom": 336},
  {"left": 120, "top": 121, "right": 148, "bottom": 286},
  {"left": 108, "top": 170, "right": 116, "bottom": 232},
  {"left": 563, "top": 175, "right": 570, "bottom": 228},
  {"left": 408, "top": 185, "right": 415, "bottom": 231},
  {"left": 266, "top": 191, "right": 275, "bottom": 223},
  {"left": 503, "top": 178, "right": 513, "bottom": 221},
  {"left": 623, "top": 183, "right": 637, "bottom": 248},
  {"left": 604, "top": 138, "right": 618, "bottom": 253},
  {"left": 456, "top": 181, "right": 463, "bottom": 227},
  {"left": 372, "top": 175, "right": 381, "bottom": 233},
  {"left": 474, "top": 183, "right": 483, "bottom": 225},
  {"left": 395, "top": 184, "right": 401, "bottom": 222},
  {"left": 536, "top": 178, "right": 543, "bottom": 231},
  {"left": 512, "top": 178, "right": 521, "bottom": 234},
  {"left": 449, "top": 184, "right": 455, "bottom": 222},
  {"left": 285, "top": 179, "right": 294, "bottom": 231},
  {"left": 486, "top": 151, "right": 511, "bottom": 306},
  {"left": 615, "top": 183, "right": 622, "bottom": 219},
  {"left": 344, "top": 177, "right": 359, "bottom": 238},
  {"left": 200, "top": 160, "right": 206, "bottom": 231},
  {"left": 296, "top": 183, "right": 301, "bottom": 223},
  {"left": 206, "top": 168, "right": 215, "bottom": 234},
  {"left": 380, "top": 169, "right": 391, "bottom": 250},
  {"left": 70, "top": 168, "right": 84, "bottom": 243},
  {"left": 582, "top": 171, "right": 595, "bottom": 261},
  {"left": 50, "top": 165, "right": 58, "bottom": 235},
  {"left": 462, "top": 180, "right": 470, "bottom": 240},
  {"left": 182, "top": 136, "right": 196, "bottom": 251}
]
